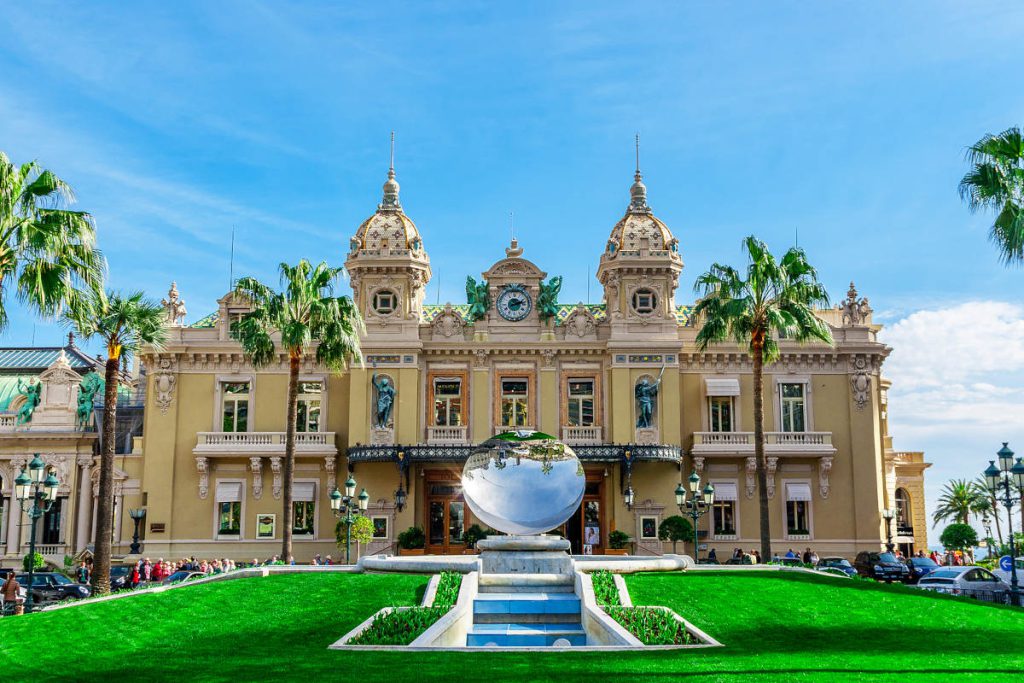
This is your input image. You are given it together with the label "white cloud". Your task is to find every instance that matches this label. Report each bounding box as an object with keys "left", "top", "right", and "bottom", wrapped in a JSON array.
[{"left": 880, "top": 301, "right": 1024, "bottom": 540}]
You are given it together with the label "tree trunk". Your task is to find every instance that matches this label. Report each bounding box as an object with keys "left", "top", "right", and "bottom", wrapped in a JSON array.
[
  {"left": 92, "top": 356, "right": 120, "bottom": 595},
  {"left": 752, "top": 334, "right": 772, "bottom": 560},
  {"left": 281, "top": 354, "right": 300, "bottom": 561}
]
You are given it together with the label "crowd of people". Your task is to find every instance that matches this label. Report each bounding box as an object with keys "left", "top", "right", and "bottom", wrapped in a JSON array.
[{"left": 705, "top": 547, "right": 824, "bottom": 565}]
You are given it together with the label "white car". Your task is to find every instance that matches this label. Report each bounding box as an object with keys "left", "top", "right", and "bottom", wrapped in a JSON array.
[
  {"left": 992, "top": 557, "right": 1024, "bottom": 586},
  {"left": 915, "top": 566, "right": 1012, "bottom": 603}
]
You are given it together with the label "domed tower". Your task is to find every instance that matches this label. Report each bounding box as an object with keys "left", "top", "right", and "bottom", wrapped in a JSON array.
[
  {"left": 596, "top": 140, "right": 683, "bottom": 339},
  {"left": 345, "top": 135, "right": 431, "bottom": 340}
]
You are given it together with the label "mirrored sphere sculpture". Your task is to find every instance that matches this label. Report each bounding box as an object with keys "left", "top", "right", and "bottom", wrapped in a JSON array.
[{"left": 462, "top": 431, "right": 585, "bottom": 535}]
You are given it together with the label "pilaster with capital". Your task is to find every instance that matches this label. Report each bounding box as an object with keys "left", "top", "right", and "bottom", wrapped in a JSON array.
[
  {"left": 270, "top": 457, "right": 282, "bottom": 499},
  {"left": 324, "top": 455, "right": 337, "bottom": 493},
  {"left": 196, "top": 457, "right": 209, "bottom": 499},
  {"left": 250, "top": 457, "right": 263, "bottom": 500}
]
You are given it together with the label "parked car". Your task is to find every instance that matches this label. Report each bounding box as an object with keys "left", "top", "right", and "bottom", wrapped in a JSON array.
[
  {"left": 853, "top": 551, "right": 910, "bottom": 582},
  {"left": 14, "top": 572, "right": 91, "bottom": 605},
  {"left": 110, "top": 566, "right": 134, "bottom": 591},
  {"left": 162, "top": 570, "right": 205, "bottom": 585},
  {"left": 815, "top": 557, "right": 857, "bottom": 578},
  {"left": 904, "top": 556, "right": 940, "bottom": 584},
  {"left": 914, "top": 566, "right": 1011, "bottom": 602}
]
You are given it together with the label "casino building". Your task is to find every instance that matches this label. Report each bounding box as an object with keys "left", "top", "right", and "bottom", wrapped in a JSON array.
[{"left": 0, "top": 155, "right": 931, "bottom": 567}]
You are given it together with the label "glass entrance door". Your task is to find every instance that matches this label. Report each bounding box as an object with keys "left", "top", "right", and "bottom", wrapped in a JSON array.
[
  {"left": 565, "top": 475, "right": 604, "bottom": 554},
  {"left": 425, "top": 479, "right": 467, "bottom": 554}
]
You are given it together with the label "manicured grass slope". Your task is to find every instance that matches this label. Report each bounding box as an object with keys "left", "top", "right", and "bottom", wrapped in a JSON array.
[{"left": 1, "top": 571, "right": 1021, "bottom": 682}]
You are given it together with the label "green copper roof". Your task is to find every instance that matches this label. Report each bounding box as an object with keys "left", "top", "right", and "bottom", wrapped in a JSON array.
[
  {"left": 190, "top": 312, "right": 218, "bottom": 328},
  {"left": 0, "top": 347, "right": 98, "bottom": 372}
]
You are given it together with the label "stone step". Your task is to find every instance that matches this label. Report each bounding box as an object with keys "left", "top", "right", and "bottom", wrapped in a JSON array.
[
  {"left": 473, "top": 611, "right": 580, "bottom": 624},
  {"left": 472, "top": 592, "right": 581, "bottom": 616},
  {"left": 478, "top": 573, "right": 575, "bottom": 593},
  {"left": 466, "top": 623, "right": 587, "bottom": 647}
]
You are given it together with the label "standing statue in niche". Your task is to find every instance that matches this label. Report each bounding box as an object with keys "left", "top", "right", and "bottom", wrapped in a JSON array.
[
  {"left": 371, "top": 373, "right": 396, "bottom": 428},
  {"left": 634, "top": 366, "right": 666, "bottom": 429},
  {"left": 537, "top": 276, "right": 563, "bottom": 322},
  {"left": 76, "top": 372, "right": 103, "bottom": 429},
  {"left": 15, "top": 378, "right": 41, "bottom": 425},
  {"left": 465, "top": 276, "right": 490, "bottom": 322}
]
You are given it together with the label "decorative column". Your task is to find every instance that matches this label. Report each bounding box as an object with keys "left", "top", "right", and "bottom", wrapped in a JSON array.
[
  {"left": 766, "top": 457, "right": 779, "bottom": 499},
  {"left": 270, "top": 457, "right": 282, "bottom": 499},
  {"left": 75, "top": 455, "right": 93, "bottom": 552},
  {"left": 250, "top": 457, "right": 263, "bottom": 500},
  {"left": 323, "top": 455, "right": 337, "bottom": 493},
  {"left": 6, "top": 456, "right": 27, "bottom": 554},
  {"left": 196, "top": 457, "right": 209, "bottom": 499}
]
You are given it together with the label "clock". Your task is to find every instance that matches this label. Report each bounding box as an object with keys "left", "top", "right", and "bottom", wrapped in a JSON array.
[{"left": 496, "top": 284, "right": 533, "bottom": 322}]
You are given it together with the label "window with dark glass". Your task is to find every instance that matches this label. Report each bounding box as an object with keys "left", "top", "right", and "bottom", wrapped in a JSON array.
[
  {"left": 713, "top": 500, "right": 736, "bottom": 535},
  {"left": 221, "top": 382, "right": 250, "bottom": 432},
  {"left": 433, "top": 379, "right": 462, "bottom": 426},
  {"left": 709, "top": 396, "right": 733, "bottom": 432},
  {"left": 295, "top": 381, "right": 322, "bottom": 433},
  {"left": 372, "top": 290, "right": 398, "bottom": 315},
  {"left": 567, "top": 379, "right": 595, "bottom": 427},
  {"left": 786, "top": 500, "right": 809, "bottom": 534},
  {"left": 293, "top": 501, "right": 315, "bottom": 535},
  {"left": 780, "top": 383, "right": 806, "bottom": 433},
  {"left": 500, "top": 379, "right": 529, "bottom": 427},
  {"left": 631, "top": 288, "right": 657, "bottom": 314},
  {"left": 218, "top": 502, "right": 241, "bottom": 535}
]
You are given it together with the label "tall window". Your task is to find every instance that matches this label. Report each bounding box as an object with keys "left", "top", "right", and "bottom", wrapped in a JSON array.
[
  {"left": 500, "top": 379, "right": 529, "bottom": 427},
  {"left": 221, "top": 382, "right": 250, "bottom": 432},
  {"left": 216, "top": 482, "right": 243, "bottom": 536},
  {"left": 567, "top": 379, "right": 595, "bottom": 427},
  {"left": 295, "top": 381, "right": 322, "bottom": 433},
  {"left": 780, "top": 383, "right": 806, "bottom": 433},
  {"left": 709, "top": 397, "right": 734, "bottom": 432},
  {"left": 895, "top": 488, "right": 911, "bottom": 530},
  {"left": 293, "top": 501, "right": 315, "bottom": 535},
  {"left": 785, "top": 483, "right": 812, "bottom": 535},
  {"left": 713, "top": 500, "right": 736, "bottom": 535},
  {"left": 433, "top": 379, "right": 462, "bottom": 426}
]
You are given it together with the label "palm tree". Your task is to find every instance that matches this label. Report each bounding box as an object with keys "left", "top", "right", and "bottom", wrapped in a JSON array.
[
  {"left": 233, "top": 260, "right": 362, "bottom": 560},
  {"left": 974, "top": 476, "right": 1003, "bottom": 547},
  {"left": 0, "top": 152, "right": 104, "bottom": 328},
  {"left": 958, "top": 127, "right": 1024, "bottom": 266},
  {"left": 932, "top": 479, "right": 983, "bottom": 527},
  {"left": 693, "top": 236, "right": 833, "bottom": 559},
  {"left": 65, "top": 291, "right": 167, "bottom": 594}
]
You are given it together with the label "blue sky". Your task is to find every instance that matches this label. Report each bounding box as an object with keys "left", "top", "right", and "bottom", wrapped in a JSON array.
[{"left": 1, "top": 2, "right": 1022, "bottom": 536}]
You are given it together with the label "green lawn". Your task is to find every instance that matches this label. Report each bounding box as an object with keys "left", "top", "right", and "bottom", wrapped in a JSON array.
[{"left": 1, "top": 570, "right": 1021, "bottom": 682}]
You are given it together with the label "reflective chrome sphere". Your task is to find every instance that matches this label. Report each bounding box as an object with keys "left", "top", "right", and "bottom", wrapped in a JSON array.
[{"left": 462, "top": 431, "right": 585, "bottom": 535}]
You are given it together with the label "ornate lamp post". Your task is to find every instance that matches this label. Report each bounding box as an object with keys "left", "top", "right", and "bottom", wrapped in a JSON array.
[
  {"left": 330, "top": 475, "right": 369, "bottom": 564},
  {"left": 881, "top": 507, "right": 897, "bottom": 553},
  {"left": 675, "top": 470, "right": 714, "bottom": 562},
  {"left": 15, "top": 453, "right": 59, "bottom": 614},
  {"left": 984, "top": 443, "right": 1024, "bottom": 606},
  {"left": 128, "top": 508, "right": 147, "bottom": 555}
]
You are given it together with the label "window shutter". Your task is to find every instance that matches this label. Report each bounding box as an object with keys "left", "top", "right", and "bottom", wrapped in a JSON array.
[
  {"left": 293, "top": 482, "right": 316, "bottom": 502},
  {"left": 712, "top": 482, "right": 738, "bottom": 501},
  {"left": 785, "top": 483, "right": 812, "bottom": 501},
  {"left": 215, "top": 482, "right": 243, "bottom": 502},
  {"left": 704, "top": 378, "right": 740, "bottom": 396}
]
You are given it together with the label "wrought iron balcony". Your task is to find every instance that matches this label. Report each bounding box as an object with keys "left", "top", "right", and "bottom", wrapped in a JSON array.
[
  {"left": 193, "top": 431, "right": 337, "bottom": 456},
  {"left": 691, "top": 431, "right": 835, "bottom": 456}
]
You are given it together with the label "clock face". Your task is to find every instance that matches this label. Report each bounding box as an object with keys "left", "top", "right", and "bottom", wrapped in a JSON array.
[{"left": 496, "top": 285, "right": 532, "bottom": 321}]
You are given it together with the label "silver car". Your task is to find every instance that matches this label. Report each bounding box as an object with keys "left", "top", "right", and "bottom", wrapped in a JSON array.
[{"left": 915, "top": 566, "right": 1011, "bottom": 602}]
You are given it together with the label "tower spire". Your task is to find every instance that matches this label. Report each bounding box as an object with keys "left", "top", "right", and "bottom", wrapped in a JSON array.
[
  {"left": 380, "top": 131, "right": 402, "bottom": 211},
  {"left": 628, "top": 133, "right": 650, "bottom": 214}
]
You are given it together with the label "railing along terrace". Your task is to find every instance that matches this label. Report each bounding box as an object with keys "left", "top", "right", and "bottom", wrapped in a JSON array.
[
  {"left": 426, "top": 425, "right": 468, "bottom": 443},
  {"left": 561, "top": 426, "right": 603, "bottom": 444},
  {"left": 196, "top": 432, "right": 334, "bottom": 448}
]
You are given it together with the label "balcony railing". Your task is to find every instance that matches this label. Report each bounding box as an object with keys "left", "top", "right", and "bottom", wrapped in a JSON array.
[
  {"left": 23, "top": 543, "right": 65, "bottom": 557},
  {"left": 0, "top": 414, "right": 16, "bottom": 428},
  {"left": 194, "top": 431, "right": 337, "bottom": 455},
  {"left": 426, "top": 425, "right": 469, "bottom": 444},
  {"left": 692, "top": 431, "right": 834, "bottom": 455},
  {"left": 562, "top": 425, "right": 603, "bottom": 444}
]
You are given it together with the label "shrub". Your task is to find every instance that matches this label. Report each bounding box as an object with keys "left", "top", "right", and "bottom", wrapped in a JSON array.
[
  {"left": 591, "top": 570, "right": 620, "bottom": 607},
  {"left": 336, "top": 515, "right": 374, "bottom": 548},
  {"left": 23, "top": 552, "right": 44, "bottom": 572},
  {"left": 658, "top": 516, "right": 693, "bottom": 554},
  {"left": 463, "top": 524, "right": 487, "bottom": 548},
  {"left": 432, "top": 571, "right": 462, "bottom": 609},
  {"left": 940, "top": 523, "right": 978, "bottom": 552},
  {"left": 608, "top": 530, "right": 631, "bottom": 550},
  {"left": 397, "top": 526, "right": 426, "bottom": 550}
]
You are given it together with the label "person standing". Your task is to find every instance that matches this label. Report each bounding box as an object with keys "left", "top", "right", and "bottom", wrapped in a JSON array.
[
  {"left": 3, "top": 572, "right": 22, "bottom": 614},
  {"left": 76, "top": 561, "right": 90, "bottom": 584}
]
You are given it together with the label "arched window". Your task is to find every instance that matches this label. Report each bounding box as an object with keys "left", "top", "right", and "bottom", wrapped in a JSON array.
[{"left": 895, "top": 488, "right": 911, "bottom": 529}]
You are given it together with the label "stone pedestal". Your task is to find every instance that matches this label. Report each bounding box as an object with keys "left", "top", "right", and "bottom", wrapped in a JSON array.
[{"left": 477, "top": 534, "right": 572, "bottom": 575}]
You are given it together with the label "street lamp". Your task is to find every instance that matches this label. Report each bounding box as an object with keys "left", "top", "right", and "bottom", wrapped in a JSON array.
[
  {"left": 881, "top": 507, "right": 897, "bottom": 552},
  {"left": 675, "top": 469, "right": 714, "bottom": 562},
  {"left": 984, "top": 443, "right": 1024, "bottom": 606},
  {"left": 16, "top": 453, "right": 60, "bottom": 614},
  {"left": 331, "top": 475, "right": 369, "bottom": 564},
  {"left": 128, "top": 508, "right": 147, "bottom": 555}
]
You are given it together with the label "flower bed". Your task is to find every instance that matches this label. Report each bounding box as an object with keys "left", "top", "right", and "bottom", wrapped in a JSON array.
[
  {"left": 590, "top": 570, "right": 693, "bottom": 645},
  {"left": 347, "top": 572, "right": 462, "bottom": 646}
]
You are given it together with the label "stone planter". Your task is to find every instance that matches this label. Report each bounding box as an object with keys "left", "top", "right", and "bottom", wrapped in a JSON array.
[{"left": 399, "top": 547, "right": 425, "bottom": 556}]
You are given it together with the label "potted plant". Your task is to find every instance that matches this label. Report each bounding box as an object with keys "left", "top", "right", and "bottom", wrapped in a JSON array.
[
  {"left": 397, "top": 526, "right": 426, "bottom": 556},
  {"left": 462, "top": 524, "right": 487, "bottom": 554},
  {"left": 607, "top": 530, "right": 631, "bottom": 555}
]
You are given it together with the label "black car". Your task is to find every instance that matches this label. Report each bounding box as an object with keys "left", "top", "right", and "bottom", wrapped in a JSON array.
[
  {"left": 816, "top": 556, "right": 858, "bottom": 578},
  {"left": 110, "top": 566, "right": 134, "bottom": 591},
  {"left": 904, "top": 556, "right": 940, "bottom": 584},
  {"left": 15, "top": 572, "right": 91, "bottom": 604},
  {"left": 853, "top": 551, "right": 910, "bottom": 583}
]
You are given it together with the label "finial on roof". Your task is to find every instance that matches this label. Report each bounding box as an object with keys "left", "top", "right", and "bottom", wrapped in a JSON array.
[
  {"left": 379, "top": 131, "right": 402, "bottom": 211},
  {"left": 67, "top": 331, "right": 75, "bottom": 347},
  {"left": 628, "top": 133, "right": 650, "bottom": 214}
]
